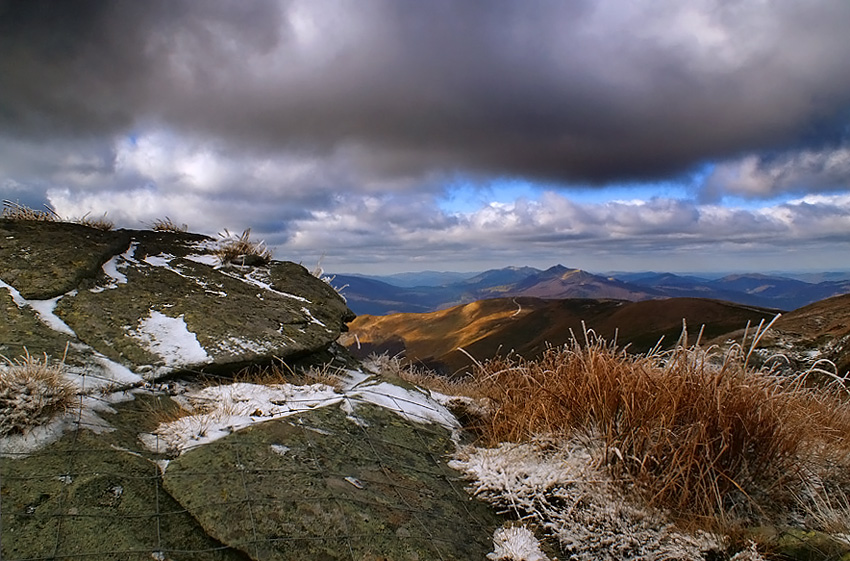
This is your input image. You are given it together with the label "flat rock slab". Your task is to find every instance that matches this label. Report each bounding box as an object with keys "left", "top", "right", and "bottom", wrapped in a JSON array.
[
  {"left": 0, "top": 220, "right": 355, "bottom": 384},
  {"left": 0, "top": 220, "right": 130, "bottom": 300},
  {"left": 163, "top": 403, "right": 500, "bottom": 561},
  {"left": 0, "top": 394, "right": 250, "bottom": 561}
]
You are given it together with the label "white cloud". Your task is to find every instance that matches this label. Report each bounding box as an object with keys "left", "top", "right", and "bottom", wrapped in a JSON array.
[
  {"left": 279, "top": 191, "right": 850, "bottom": 273},
  {"left": 705, "top": 146, "right": 850, "bottom": 198}
]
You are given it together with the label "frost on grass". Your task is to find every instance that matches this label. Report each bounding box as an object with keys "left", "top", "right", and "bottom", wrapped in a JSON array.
[
  {"left": 488, "top": 526, "right": 550, "bottom": 561},
  {"left": 0, "top": 352, "right": 74, "bottom": 437},
  {"left": 449, "top": 440, "right": 721, "bottom": 561},
  {"left": 128, "top": 310, "right": 209, "bottom": 367}
]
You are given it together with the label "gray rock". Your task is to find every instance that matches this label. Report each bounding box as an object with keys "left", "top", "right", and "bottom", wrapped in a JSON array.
[
  {"left": 0, "top": 392, "right": 251, "bottom": 560},
  {"left": 2, "top": 382, "right": 501, "bottom": 561},
  {"left": 0, "top": 220, "right": 355, "bottom": 384},
  {"left": 163, "top": 402, "right": 500, "bottom": 561}
]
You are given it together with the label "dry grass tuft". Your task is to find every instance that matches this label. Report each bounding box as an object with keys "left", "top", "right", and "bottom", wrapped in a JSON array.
[
  {"left": 2, "top": 200, "right": 61, "bottom": 222},
  {"left": 236, "top": 359, "right": 345, "bottom": 390},
  {"left": 373, "top": 352, "right": 480, "bottom": 395},
  {"left": 450, "top": 321, "right": 850, "bottom": 527},
  {"left": 214, "top": 228, "right": 272, "bottom": 266},
  {"left": 151, "top": 216, "right": 188, "bottom": 233},
  {"left": 143, "top": 395, "right": 196, "bottom": 427},
  {"left": 0, "top": 350, "right": 76, "bottom": 436},
  {"left": 75, "top": 211, "right": 115, "bottom": 231}
]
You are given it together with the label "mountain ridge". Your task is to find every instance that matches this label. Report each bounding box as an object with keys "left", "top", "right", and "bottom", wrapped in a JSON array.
[{"left": 332, "top": 265, "right": 850, "bottom": 316}]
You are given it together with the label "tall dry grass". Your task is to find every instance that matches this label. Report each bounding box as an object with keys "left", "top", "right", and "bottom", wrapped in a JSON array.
[
  {"left": 1, "top": 200, "right": 61, "bottom": 221},
  {"left": 75, "top": 211, "right": 115, "bottom": 231},
  {"left": 459, "top": 322, "right": 850, "bottom": 525},
  {"left": 151, "top": 216, "right": 188, "bottom": 233}
]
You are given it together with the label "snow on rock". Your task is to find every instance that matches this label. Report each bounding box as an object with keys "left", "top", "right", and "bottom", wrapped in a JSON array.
[
  {"left": 101, "top": 242, "right": 138, "bottom": 287},
  {"left": 301, "top": 307, "right": 327, "bottom": 327},
  {"left": 0, "top": 277, "right": 27, "bottom": 307},
  {"left": 24, "top": 293, "right": 77, "bottom": 337},
  {"left": 215, "top": 336, "right": 279, "bottom": 355},
  {"left": 1, "top": 278, "right": 77, "bottom": 337},
  {"left": 128, "top": 310, "right": 209, "bottom": 367},
  {"left": 346, "top": 380, "right": 459, "bottom": 429},
  {"left": 143, "top": 369, "right": 462, "bottom": 454},
  {"left": 488, "top": 526, "right": 550, "bottom": 561},
  {"left": 62, "top": 344, "right": 143, "bottom": 392},
  {"left": 237, "top": 269, "right": 310, "bottom": 302},
  {"left": 141, "top": 382, "right": 343, "bottom": 453},
  {"left": 142, "top": 253, "right": 175, "bottom": 268},
  {"left": 184, "top": 253, "right": 220, "bottom": 267}
]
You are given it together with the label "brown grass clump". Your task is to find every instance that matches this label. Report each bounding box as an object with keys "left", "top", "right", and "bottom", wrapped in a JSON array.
[
  {"left": 0, "top": 350, "right": 76, "bottom": 436},
  {"left": 460, "top": 322, "right": 850, "bottom": 526},
  {"left": 214, "top": 228, "right": 273, "bottom": 266},
  {"left": 1, "top": 200, "right": 61, "bottom": 221},
  {"left": 235, "top": 359, "right": 344, "bottom": 390},
  {"left": 75, "top": 211, "right": 115, "bottom": 231},
  {"left": 151, "top": 216, "right": 188, "bottom": 233},
  {"left": 144, "top": 394, "right": 195, "bottom": 427}
]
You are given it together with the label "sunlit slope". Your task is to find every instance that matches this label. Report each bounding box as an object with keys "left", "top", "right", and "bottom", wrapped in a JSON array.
[
  {"left": 719, "top": 292, "right": 850, "bottom": 376},
  {"left": 343, "top": 297, "right": 778, "bottom": 374}
]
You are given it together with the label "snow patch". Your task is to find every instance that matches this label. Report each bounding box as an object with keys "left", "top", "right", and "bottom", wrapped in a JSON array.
[
  {"left": 101, "top": 242, "right": 138, "bottom": 286},
  {"left": 270, "top": 444, "right": 290, "bottom": 456},
  {"left": 0, "top": 277, "right": 27, "bottom": 307},
  {"left": 450, "top": 440, "right": 720, "bottom": 561},
  {"left": 0, "top": 279, "right": 77, "bottom": 336},
  {"left": 141, "top": 382, "right": 342, "bottom": 453},
  {"left": 144, "top": 369, "right": 461, "bottom": 454},
  {"left": 184, "top": 253, "right": 220, "bottom": 267},
  {"left": 0, "top": 391, "right": 136, "bottom": 458},
  {"left": 347, "top": 380, "right": 459, "bottom": 429},
  {"left": 143, "top": 253, "right": 175, "bottom": 267},
  {"left": 215, "top": 336, "right": 279, "bottom": 355},
  {"left": 301, "top": 307, "right": 327, "bottom": 328},
  {"left": 128, "top": 311, "right": 209, "bottom": 367},
  {"left": 235, "top": 269, "right": 310, "bottom": 302},
  {"left": 26, "top": 294, "right": 77, "bottom": 337}
]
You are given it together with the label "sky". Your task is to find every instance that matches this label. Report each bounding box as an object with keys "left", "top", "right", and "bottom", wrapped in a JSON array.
[{"left": 2, "top": 0, "right": 850, "bottom": 275}]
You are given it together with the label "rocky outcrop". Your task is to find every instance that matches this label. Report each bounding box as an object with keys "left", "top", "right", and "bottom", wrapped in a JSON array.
[
  {"left": 1, "top": 368, "right": 501, "bottom": 561},
  {"left": 0, "top": 220, "right": 355, "bottom": 385}
]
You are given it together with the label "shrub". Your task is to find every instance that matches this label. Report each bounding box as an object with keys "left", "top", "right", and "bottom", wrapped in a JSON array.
[
  {"left": 214, "top": 228, "right": 272, "bottom": 266},
  {"left": 1, "top": 200, "right": 60, "bottom": 221},
  {"left": 0, "top": 350, "right": 75, "bottom": 436}
]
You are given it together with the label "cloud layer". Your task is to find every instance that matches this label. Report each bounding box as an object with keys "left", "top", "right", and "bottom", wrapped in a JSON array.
[{"left": 2, "top": 1, "right": 850, "bottom": 272}]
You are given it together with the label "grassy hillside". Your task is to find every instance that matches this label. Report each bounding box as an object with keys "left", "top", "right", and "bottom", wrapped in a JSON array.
[{"left": 343, "top": 296, "right": 779, "bottom": 374}]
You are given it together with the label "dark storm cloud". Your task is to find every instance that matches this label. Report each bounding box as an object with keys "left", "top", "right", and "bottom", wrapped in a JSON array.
[{"left": 3, "top": 0, "right": 850, "bottom": 189}]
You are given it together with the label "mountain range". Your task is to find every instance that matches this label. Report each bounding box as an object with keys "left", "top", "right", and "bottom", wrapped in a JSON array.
[{"left": 332, "top": 265, "right": 850, "bottom": 316}]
